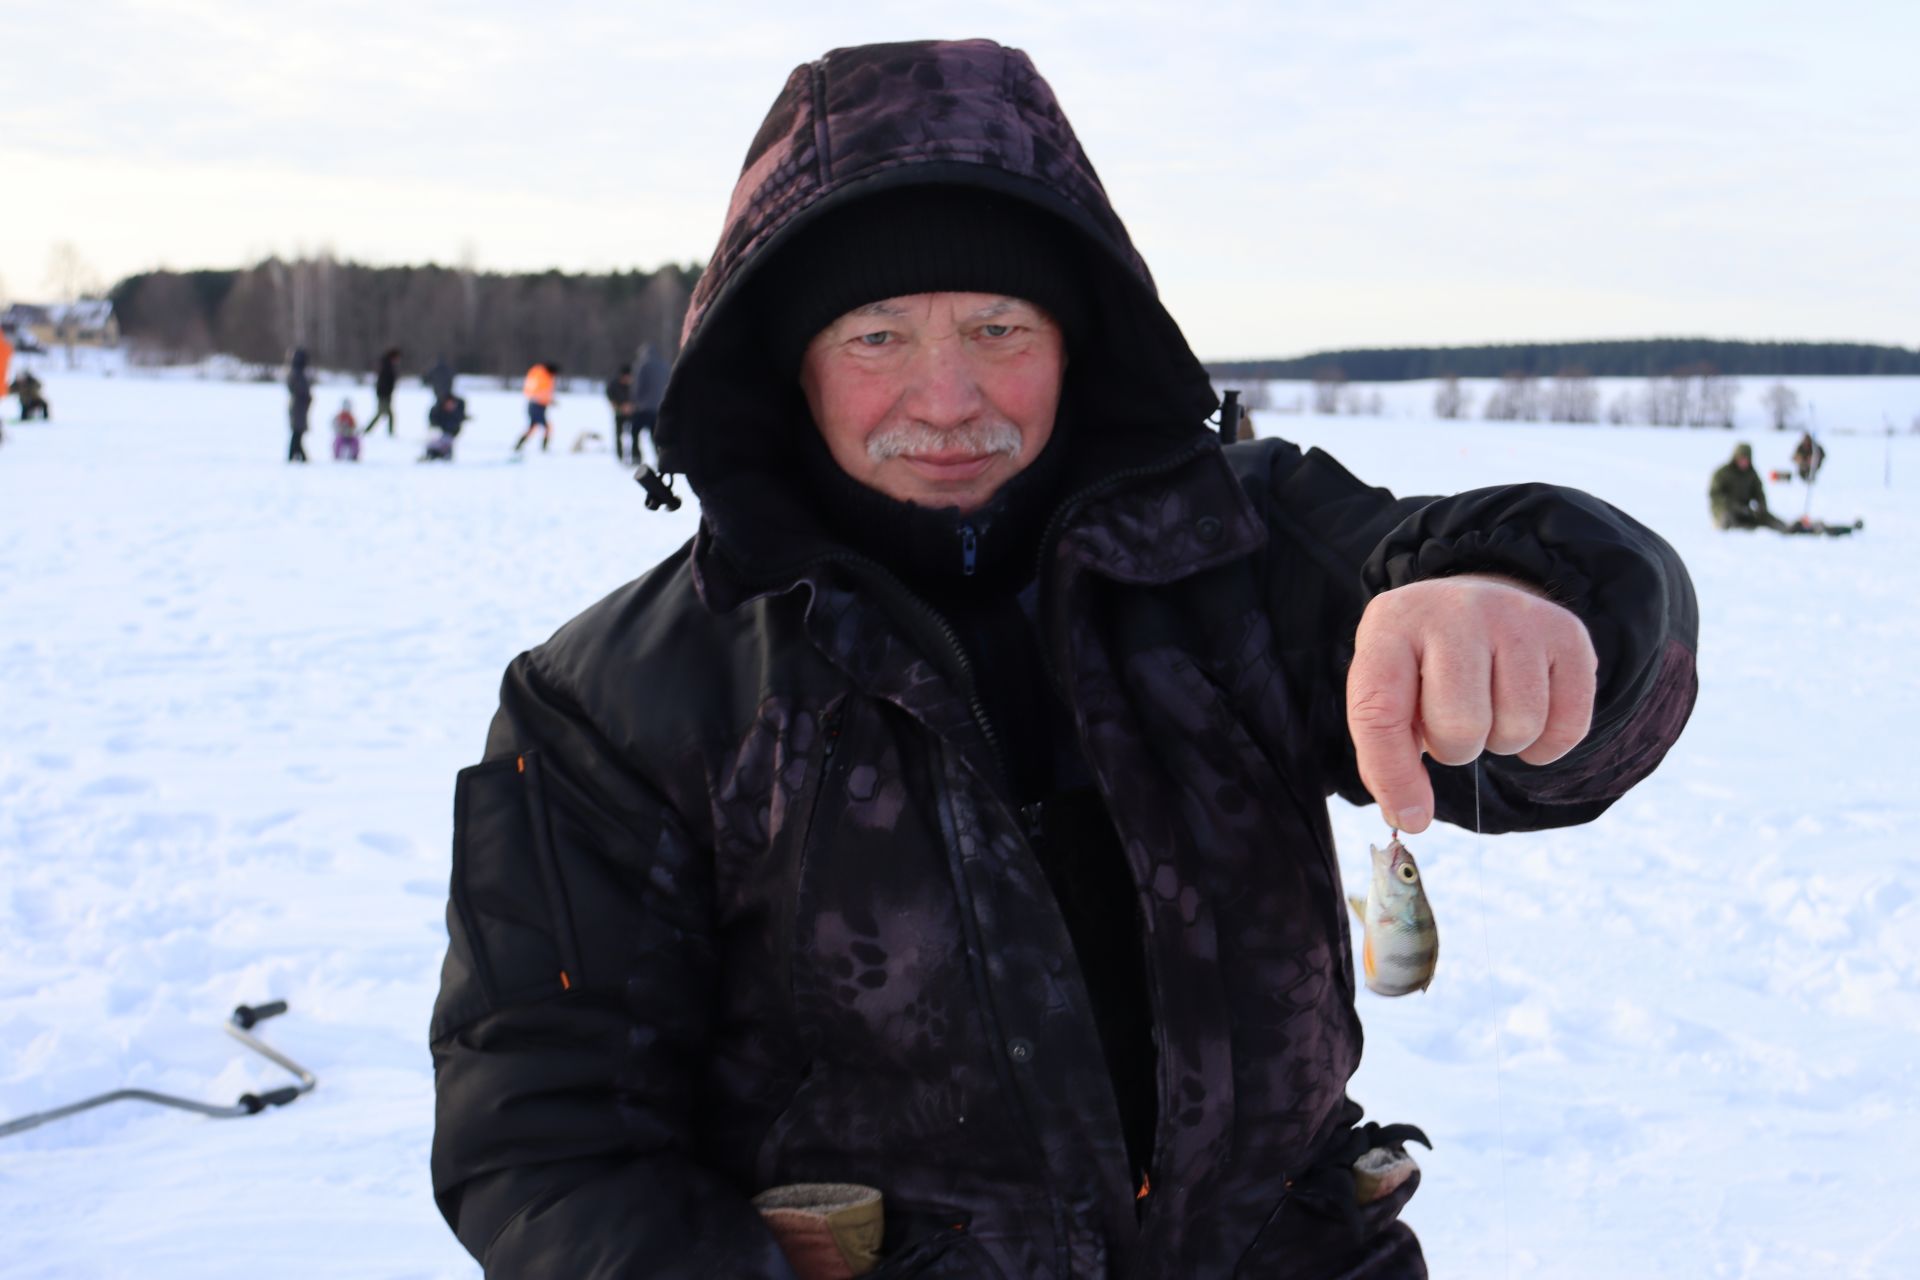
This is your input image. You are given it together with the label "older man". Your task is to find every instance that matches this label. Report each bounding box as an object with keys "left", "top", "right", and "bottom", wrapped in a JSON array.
[{"left": 430, "top": 39, "right": 1698, "bottom": 1279}]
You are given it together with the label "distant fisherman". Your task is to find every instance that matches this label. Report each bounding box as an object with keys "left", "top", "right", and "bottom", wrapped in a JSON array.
[{"left": 1711, "top": 442, "right": 1857, "bottom": 535}]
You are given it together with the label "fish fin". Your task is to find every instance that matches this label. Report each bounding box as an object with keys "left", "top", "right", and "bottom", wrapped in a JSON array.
[{"left": 1347, "top": 893, "right": 1367, "bottom": 921}]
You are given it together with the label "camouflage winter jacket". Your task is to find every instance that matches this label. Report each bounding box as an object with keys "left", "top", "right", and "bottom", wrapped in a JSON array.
[
  {"left": 430, "top": 40, "right": 1699, "bottom": 1279},
  {"left": 1709, "top": 459, "right": 1769, "bottom": 524}
]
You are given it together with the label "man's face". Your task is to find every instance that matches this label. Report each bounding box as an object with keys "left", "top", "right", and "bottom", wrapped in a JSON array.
[
  {"left": 799, "top": 291, "right": 1065, "bottom": 512},
  {"left": 1735, "top": 454, "right": 1751, "bottom": 470}
]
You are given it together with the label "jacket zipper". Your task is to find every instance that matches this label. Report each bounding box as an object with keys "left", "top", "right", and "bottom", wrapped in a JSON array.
[
  {"left": 741, "top": 435, "right": 1219, "bottom": 787},
  {"left": 798, "top": 701, "right": 847, "bottom": 850},
  {"left": 790, "top": 551, "right": 1014, "bottom": 796}
]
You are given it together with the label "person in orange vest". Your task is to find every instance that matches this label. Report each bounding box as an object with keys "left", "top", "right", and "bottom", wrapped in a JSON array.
[{"left": 514, "top": 361, "right": 560, "bottom": 453}]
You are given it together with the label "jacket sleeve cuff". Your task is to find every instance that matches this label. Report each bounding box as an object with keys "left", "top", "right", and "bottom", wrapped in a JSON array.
[{"left": 1358, "top": 482, "right": 1700, "bottom": 820}]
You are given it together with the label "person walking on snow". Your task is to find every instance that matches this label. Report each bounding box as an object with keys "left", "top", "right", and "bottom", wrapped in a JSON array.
[
  {"left": 630, "top": 341, "right": 670, "bottom": 463},
  {"left": 606, "top": 363, "right": 638, "bottom": 461},
  {"left": 364, "top": 347, "right": 402, "bottom": 436},
  {"left": 430, "top": 39, "right": 1699, "bottom": 1280},
  {"left": 513, "top": 361, "right": 559, "bottom": 453},
  {"left": 285, "top": 347, "right": 312, "bottom": 463},
  {"left": 424, "top": 354, "right": 456, "bottom": 404}
]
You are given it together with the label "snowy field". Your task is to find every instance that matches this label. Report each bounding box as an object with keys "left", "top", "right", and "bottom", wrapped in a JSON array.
[{"left": 2, "top": 368, "right": 1917, "bottom": 1278}]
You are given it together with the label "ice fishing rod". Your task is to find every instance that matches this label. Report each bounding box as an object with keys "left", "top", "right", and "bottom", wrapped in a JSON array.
[{"left": 0, "top": 1001, "right": 316, "bottom": 1140}]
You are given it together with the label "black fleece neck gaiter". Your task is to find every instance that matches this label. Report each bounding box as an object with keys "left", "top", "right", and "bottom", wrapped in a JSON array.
[{"left": 796, "top": 406, "right": 1072, "bottom": 599}]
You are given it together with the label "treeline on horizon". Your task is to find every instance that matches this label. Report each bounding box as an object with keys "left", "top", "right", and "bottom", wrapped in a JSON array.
[
  {"left": 104, "top": 263, "right": 1920, "bottom": 385},
  {"left": 108, "top": 255, "right": 702, "bottom": 379},
  {"left": 1207, "top": 338, "right": 1920, "bottom": 382}
]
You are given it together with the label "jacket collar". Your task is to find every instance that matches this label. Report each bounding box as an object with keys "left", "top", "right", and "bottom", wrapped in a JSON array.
[{"left": 690, "top": 436, "right": 1265, "bottom": 617}]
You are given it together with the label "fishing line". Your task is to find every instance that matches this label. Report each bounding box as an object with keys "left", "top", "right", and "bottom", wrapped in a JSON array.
[{"left": 1471, "top": 756, "right": 1514, "bottom": 1277}]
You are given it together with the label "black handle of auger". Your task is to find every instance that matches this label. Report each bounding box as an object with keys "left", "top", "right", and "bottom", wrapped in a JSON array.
[
  {"left": 238, "top": 1086, "right": 305, "bottom": 1113},
  {"left": 634, "top": 465, "right": 683, "bottom": 512},
  {"left": 1219, "top": 389, "right": 1241, "bottom": 445},
  {"left": 232, "top": 1001, "right": 288, "bottom": 1030}
]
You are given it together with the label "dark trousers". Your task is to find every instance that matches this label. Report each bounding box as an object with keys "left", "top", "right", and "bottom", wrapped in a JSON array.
[
  {"left": 289, "top": 404, "right": 310, "bottom": 462},
  {"left": 1714, "top": 507, "right": 1790, "bottom": 533},
  {"left": 621, "top": 407, "right": 658, "bottom": 462},
  {"left": 364, "top": 395, "right": 396, "bottom": 436},
  {"left": 514, "top": 401, "right": 551, "bottom": 452}
]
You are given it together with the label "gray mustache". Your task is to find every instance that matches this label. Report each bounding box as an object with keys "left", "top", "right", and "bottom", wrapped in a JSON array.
[{"left": 866, "top": 421, "right": 1024, "bottom": 462}]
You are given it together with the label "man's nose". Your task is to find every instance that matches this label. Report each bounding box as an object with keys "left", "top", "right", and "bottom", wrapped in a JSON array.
[{"left": 902, "top": 338, "right": 985, "bottom": 427}]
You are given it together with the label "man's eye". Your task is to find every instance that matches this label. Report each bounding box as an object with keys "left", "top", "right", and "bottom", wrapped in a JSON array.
[
  {"left": 856, "top": 331, "right": 893, "bottom": 347},
  {"left": 979, "top": 324, "right": 1013, "bottom": 338}
]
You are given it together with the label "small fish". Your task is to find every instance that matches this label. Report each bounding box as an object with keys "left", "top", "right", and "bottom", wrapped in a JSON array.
[{"left": 1347, "top": 835, "right": 1438, "bottom": 996}]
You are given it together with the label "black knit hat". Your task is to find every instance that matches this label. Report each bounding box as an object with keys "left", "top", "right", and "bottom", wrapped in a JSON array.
[{"left": 756, "top": 184, "right": 1091, "bottom": 374}]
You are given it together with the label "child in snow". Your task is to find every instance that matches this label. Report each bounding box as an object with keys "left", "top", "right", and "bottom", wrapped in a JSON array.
[
  {"left": 332, "top": 400, "right": 361, "bottom": 462},
  {"left": 421, "top": 394, "right": 467, "bottom": 462}
]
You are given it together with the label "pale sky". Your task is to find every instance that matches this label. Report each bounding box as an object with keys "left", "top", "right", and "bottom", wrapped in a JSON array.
[{"left": 5, "top": 0, "right": 1914, "bottom": 360}]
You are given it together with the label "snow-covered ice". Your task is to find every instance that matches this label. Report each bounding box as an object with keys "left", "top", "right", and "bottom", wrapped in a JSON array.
[{"left": 2, "top": 369, "right": 1916, "bottom": 1277}]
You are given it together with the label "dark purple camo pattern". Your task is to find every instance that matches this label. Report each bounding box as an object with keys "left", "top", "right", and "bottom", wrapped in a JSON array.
[
  {"left": 681, "top": 39, "right": 1153, "bottom": 354},
  {"left": 657, "top": 39, "right": 1418, "bottom": 1275},
  {"left": 643, "top": 442, "right": 1433, "bottom": 1276}
]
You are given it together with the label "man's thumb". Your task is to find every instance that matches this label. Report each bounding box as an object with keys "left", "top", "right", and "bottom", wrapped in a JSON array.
[{"left": 1347, "top": 638, "right": 1433, "bottom": 833}]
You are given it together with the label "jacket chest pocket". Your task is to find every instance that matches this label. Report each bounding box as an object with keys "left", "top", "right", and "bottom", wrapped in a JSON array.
[{"left": 433, "top": 751, "right": 584, "bottom": 1040}]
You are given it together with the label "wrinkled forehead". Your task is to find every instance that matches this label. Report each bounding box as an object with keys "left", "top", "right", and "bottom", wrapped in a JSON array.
[{"left": 830, "top": 294, "right": 1048, "bottom": 326}]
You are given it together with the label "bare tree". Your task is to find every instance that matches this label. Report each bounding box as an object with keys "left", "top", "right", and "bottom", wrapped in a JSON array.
[
  {"left": 1432, "top": 375, "right": 1470, "bottom": 420},
  {"left": 44, "top": 242, "right": 102, "bottom": 367},
  {"left": 45, "top": 242, "right": 98, "bottom": 303},
  {"left": 286, "top": 253, "right": 342, "bottom": 362},
  {"left": 1643, "top": 364, "right": 1738, "bottom": 428},
  {"left": 1483, "top": 372, "right": 1541, "bottom": 422},
  {"left": 1761, "top": 381, "right": 1800, "bottom": 431},
  {"left": 1642, "top": 376, "right": 1684, "bottom": 426},
  {"left": 1698, "top": 373, "right": 1740, "bottom": 429},
  {"left": 1544, "top": 367, "right": 1599, "bottom": 423},
  {"left": 1607, "top": 387, "right": 1636, "bottom": 425},
  {"left": 1311, "top": 367, "right": 1346, "bottom": 415}
]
